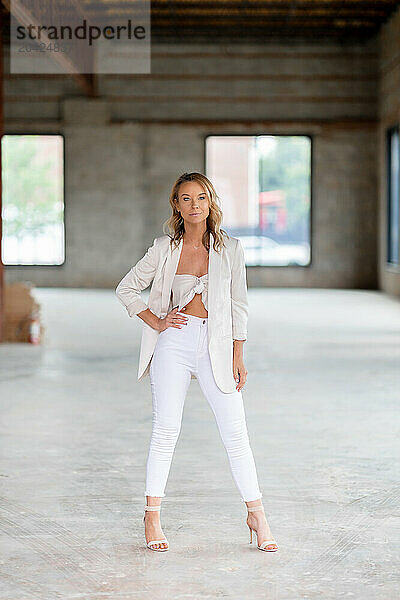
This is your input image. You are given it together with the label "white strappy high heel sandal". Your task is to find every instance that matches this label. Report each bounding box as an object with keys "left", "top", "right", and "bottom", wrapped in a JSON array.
[
  {"left": 247, "top": 504, "right": 278, "bottom": 552},
  {"left": 143, "top": 504, "right": 170, "bottom": 552}
]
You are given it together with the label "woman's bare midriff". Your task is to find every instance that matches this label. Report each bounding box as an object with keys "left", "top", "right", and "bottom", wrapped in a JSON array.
[
  {"left": 175, "top": 236, "right": 209, "bottom": 318},
  {"left": 178, "top": 293, "right": 208, "bottom": 318}
]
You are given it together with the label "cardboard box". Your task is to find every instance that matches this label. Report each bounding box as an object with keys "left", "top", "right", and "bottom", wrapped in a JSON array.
[{"left": 4, "top": 283, "right": 44, "bottom": 343}]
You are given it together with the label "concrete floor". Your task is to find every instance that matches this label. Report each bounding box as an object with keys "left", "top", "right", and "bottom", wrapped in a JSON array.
[{"left": 0, "top": 287, "right": 399, "bottom": 600}]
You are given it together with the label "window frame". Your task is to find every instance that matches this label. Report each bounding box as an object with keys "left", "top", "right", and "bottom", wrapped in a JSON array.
[
  {"left": 386, "top": 125, "right": 400, "bottom": 267},
  {"left": 1, "top": 132, "right": 66, "bottom": 268},
  {"left": 203, "top": 131, "right": 313, "bottom": 268}
]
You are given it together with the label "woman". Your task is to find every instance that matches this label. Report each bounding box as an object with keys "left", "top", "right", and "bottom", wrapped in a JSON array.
[{"left": 116, "top": 172, "right": 278, "bottom": 553}]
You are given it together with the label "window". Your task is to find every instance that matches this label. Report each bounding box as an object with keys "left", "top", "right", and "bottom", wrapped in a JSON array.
[
  {"left": 387, "top": 126, "right": 400, "bottom": 266},
  {"left": 2, "top": 134, "right": 64, "bottom": 265},
  {"left": 205, "top": 135, "right": 311, "bottom": 266}
]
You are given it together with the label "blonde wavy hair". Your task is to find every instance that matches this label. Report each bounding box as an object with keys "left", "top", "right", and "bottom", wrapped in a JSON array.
[{"left": 162, "top": 172, "right": 229, "bottom": 253}]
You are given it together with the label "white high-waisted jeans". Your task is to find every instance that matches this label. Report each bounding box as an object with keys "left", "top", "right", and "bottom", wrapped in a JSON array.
[{"left": 145, "top": 312, "right": 263, "bottom": 503}]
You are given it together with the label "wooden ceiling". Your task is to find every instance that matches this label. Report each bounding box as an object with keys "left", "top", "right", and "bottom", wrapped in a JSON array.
[
  {"left": 1, "top": 0, "right": 400, "bottom": 43},
  {"left": 83, "top": 0, "right": 400, "bottom": 41}
]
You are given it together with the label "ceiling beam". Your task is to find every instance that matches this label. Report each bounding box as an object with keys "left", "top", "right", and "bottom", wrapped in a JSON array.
[{"left": 2, "top": 0, "right": 96, "bottom": 96}]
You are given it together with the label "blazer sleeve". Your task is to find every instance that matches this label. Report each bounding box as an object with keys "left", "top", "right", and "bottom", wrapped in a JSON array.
[
  {"left": 115, "top": 237, "right": 159, "bottom": 317},
  {"left": 231, "top": 238, "right": 249, "bottom": 341}
]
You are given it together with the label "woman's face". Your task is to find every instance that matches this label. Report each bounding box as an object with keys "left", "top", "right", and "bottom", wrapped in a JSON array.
[{"left": 175, "top": 181, "right": 210, "bottom": 225}]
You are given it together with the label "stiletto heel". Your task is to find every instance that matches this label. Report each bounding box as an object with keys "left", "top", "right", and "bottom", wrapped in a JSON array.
[
  {"left": 248, "top": 523, "right": 253, "bottom": 544},
  {"left": 246, "top": 504, "right": 278, "bottom": 552},
  {"left": 143, "top": 504, "right": 169, "bottom": 552}
]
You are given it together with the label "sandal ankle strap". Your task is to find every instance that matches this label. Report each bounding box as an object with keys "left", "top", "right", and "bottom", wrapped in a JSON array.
[
  {"left": 144, "top": 505, "right": 161, "bottom": 511},
  {"left": 247, "top": 505, "right": 264, "bottom": 512}
]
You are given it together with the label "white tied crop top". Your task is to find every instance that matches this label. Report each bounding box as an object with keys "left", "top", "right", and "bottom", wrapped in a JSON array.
[{"left": 171, "top": 273, "right": 208, "bottom": 311}]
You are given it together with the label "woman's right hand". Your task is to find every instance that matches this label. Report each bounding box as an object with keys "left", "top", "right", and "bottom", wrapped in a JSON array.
[{"left": 158, "top": 306, "right": 188, "bottom": 332}]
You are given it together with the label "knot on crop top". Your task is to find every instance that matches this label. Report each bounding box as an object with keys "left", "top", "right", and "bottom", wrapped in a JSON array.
[{"left": 171, "top": 273, "right": 208, "bottom": 311}]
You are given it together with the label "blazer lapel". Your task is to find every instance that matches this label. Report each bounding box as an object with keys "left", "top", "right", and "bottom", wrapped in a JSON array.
[
  {"left": 160, "top": 232, "right": 222, "bottom": 324},
  {"left": 161, "top": 237, "right": 183, "bottom": 313},
  {"left": 207, "top": 232, "right": 221, "bottom": 332}
]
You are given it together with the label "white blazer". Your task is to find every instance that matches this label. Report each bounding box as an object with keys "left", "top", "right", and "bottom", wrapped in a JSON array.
[{"left": 115, "top": 231, "right": 248, "bottom": 393}]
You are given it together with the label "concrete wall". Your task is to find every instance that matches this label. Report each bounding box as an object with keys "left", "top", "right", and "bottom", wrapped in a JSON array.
[
  {"left": 378, "top": 6, "right": 400, "bottom": 297},
  {"left": 4, "top": 41, "right": 379, "bottom": 289}
]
